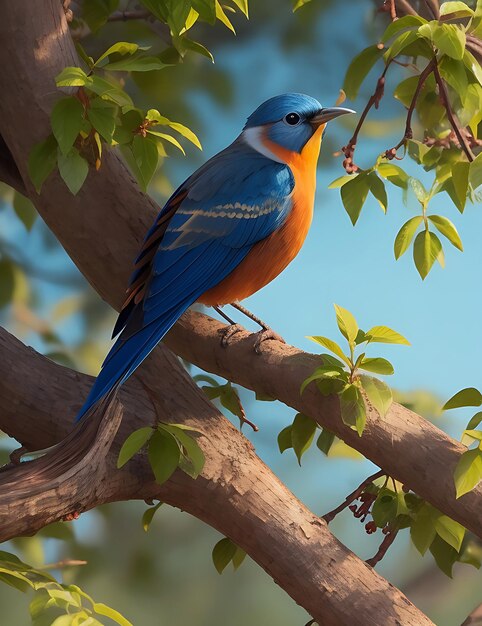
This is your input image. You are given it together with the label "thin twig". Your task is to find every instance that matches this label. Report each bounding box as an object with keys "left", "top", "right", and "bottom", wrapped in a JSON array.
[
  {"left": 323, "top": 470, "right": 385, "bottom": 523},
  {"left": 107, "top": 10, "right": 152, "bottom": 22},
  {"left": 389, "top": 0, "right": 397, "bottom": 21},
  {"left": 395, "top": 0, "right": 417, "bottom": 16},
  {"left": 366, "top": 525, "right": 400, "bottom": 567},
  {"left": 385, "top": 58, "right": 436, "bottom": 156},
  {"left": 342, "top": 61, "right": 392, "bottom": 172},
  {"left": 423, "top": 0, "right": 439, "bottom": 19},
  {"left": 433, "top": 62, "right": 475, "bottom": 162}
]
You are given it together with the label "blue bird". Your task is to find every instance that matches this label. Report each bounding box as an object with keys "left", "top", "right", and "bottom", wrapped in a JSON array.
[{"left": 76, "top": 93, "right": 353, "bottom": 421}]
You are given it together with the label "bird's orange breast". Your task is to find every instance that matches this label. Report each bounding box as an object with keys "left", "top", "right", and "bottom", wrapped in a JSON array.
[{"left": 199, "top": 124, "right": 325, "bottom": 306}]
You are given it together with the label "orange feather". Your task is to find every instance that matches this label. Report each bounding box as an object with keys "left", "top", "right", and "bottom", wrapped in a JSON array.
[{"left": 199, "top": 124, "right": 326, "bottom": 306}]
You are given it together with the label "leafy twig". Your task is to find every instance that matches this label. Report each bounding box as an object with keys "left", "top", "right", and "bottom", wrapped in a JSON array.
[
  {"left": 323, "top": 470, "right": 385, "bottom": 523},
  {"left": 433, "top": 62, "right": 475, "bottom": 162},
  {"left": 385, "top": 58, "right": 436, "bottom": 158},
  {"left": 342, "top": 61, "right": 391, "bottom": 172},
  {"left": 107, "top": 10, "right": 152, "bottom": 22},
  {"left": 366, "top": 524, "right": 400, "bottom": 567}
]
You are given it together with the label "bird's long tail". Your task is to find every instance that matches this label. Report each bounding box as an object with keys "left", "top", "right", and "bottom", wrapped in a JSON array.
[{"left": 75, "top": 304, "right": 187, "bottom": 422}]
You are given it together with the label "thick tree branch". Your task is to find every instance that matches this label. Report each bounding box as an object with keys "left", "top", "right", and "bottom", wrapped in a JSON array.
[
  {"left": 0, "top": 0, "right": 480, "bottom": 544},
  {"left": 0, "top": 327, "right": 432, "bottom": 626}
]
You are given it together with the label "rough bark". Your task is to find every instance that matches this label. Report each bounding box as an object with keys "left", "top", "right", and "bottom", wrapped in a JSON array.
[
  {"left": 0, "top": 0, "right": 479, "bottom": 545},
  {"left": 0, "top": 0, "right": 473, "bottom": 623},
  {"left": 0, "top": 328, "right": 432, "bottom": 626}
]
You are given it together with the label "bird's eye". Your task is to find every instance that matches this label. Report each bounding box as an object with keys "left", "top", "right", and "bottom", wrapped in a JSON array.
[{"left": 284, "top": 112, "right": 301, "bottom": 126}]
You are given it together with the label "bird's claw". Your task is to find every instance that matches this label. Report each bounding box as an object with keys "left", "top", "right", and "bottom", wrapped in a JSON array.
[
  {"left": 253, "top": 328, "right": 285, "bottom": 354},
  {"left": 220, "top": 323, "right": 245, "bottom": 348}
]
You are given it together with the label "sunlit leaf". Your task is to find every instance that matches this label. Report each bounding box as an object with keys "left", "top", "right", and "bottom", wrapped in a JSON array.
[
  {"left": 359, "top": 375, "right": 393, "bottom": 417},
  {"left": 427, "top": 215, "right": 463, "bottom": 251},
  {"left": 454, "top": 448, "right": 482, "bottom": 498},
  {"left": 444, "top": 387, "right": 482, "bottom": 410}
]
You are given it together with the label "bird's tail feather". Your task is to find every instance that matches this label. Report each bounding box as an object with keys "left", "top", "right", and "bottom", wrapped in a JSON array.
[{"left": 75, "top": 305, "right": 186, "bottom": 422}]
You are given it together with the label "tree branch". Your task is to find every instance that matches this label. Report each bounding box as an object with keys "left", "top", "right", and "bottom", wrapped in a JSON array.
[
  {"left": 433, "top": 61, "right": 475, "bottom": 162},
  {"left": 0, "top": 326, "right": 432, "bottom": 626},
  {"left": 0, "top": 0, "right": 480, "bottom": 544}
]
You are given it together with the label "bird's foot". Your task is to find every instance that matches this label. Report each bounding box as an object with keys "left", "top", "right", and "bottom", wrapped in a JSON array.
[
  {"left": 219, "top": 323, "right": 245, "bottom": 348},
  {"left": 253, "top": 328, "right": 285, "bottom": 354}
]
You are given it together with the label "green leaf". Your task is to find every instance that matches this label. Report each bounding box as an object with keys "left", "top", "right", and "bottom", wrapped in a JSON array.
[
  {"left": 340, "top": 174, "right": 370, "bottom": 225},
  {"left": 0, "top": 260, "right": 15, "bottom": 308},
  {"left": 300, "top": 365, "right": 345, "bottom": 395},
  {"left": 413, "top": 230, "right": 442, "bottom": 280},
  {"left": 232, "top": 546, "right": 247, "bottom": 570},
  {"left": 160, "top": 424, "right": 205, "bottom": 477},
  {"left": 142, "top": 502, "right": 163, "bottom": 532},
  {"left": 463, "top": 49, "right": 482, "bottom": 88},
  {"left": 57, "top": 148, "right": 89, "bottom": 195},
  {"left": 212, "top": 537, "right": 237, "bottom": 574},
  {"left": 422, "top": 23, "right": 466, "bottom": 60},
  {"left": 117, "top": 427, "right": 153, "bottom": 468},
  {"left": 291, "top": 413, "right": 316, "bottom": 465},
  {"left": 430, "top": 535, "right": 458, "bottom": 577},
  {"left": 470, "top": 150, "right": 482, "bottom": 189},
  {"left": 88, "top": 76, "right": 133, "bottom": 107},
  {"left": 439, "top": 56, "right": 468, "bottom": 98},
  {"left": 377, "top": 163, "right": 409, "bottom": 189},
  {"left": 365, "top": 325, "right": 409, "bottom": 345},
  {"left": 339, "top": 384, "right": 366, "bottom": 436},
  {"left": 427, "top": 215, "right": 463, "bottom": 250},
  {"left": 328, "top": 174, "right": 353, "bottom": 189},
  {"left": 372, "top": 490, "right": 397, "bottom": 528},
  {"left": 359, "top": 357, "right": 394, "bottom": 375},
  {"left": 368, "top": 172, "right": 388, "bottom": 213},
  {"left": 434, "top": 515, "right": 465, "bottom": 551},
  {"left": 131, "top": 135, "right": 159, "bottom": 191},
  {"left": 408, "top": 177, "right": 428, "bottom": 204},
  {"left": 360, "top": 375, "right": 393, "bottom": 417},
  {"left": 51, "top": 97, "right": 84, "bottom": 155},
  {"left": 166, "top": 121, "right": 202, "bottom": 150},
  {"left": 192, "top": 0, "right": 217, "bottom": 22},
  {"left": 293, "top": 0, "right": 312, "bottom": 10},
  {"left": 93, "top": 602, "right": 133, "bottom": 626},
  {"left": 454, "top": 448, "right": 482, "bottom": 498},
  {"left": 231, "top": 0, "right": 248, "bottom": 17},
  {"left": 175, "top": 35, "right": 214, "bottom": 62},
  {"left": 95, "top": 41, "right": 140, "bottom": 66},
  {"left": 439, "top": 1, "right": 473, "bottom": 18},
  {"left": 215, "top": 0, "right": 236, "bottom": 32},
  {"left": 410, "top": 504, "right": 437, "bottom": 555},
  {"left": 87, "top": 101, "right": 116, "bottom": 143},
  {"left": 451, "top": 161, "right": 470, "bottom": 212},
  {"left": 316, "top": 429, "right": 336, "bottom": 455},
  {"left": 13, "top": 192, "right": 37, "bottom": 231},
  {"left": 277, "top": 425, "right": 293, "bottom": 453},
  {"left": 467, "top": 412, "right": 482, "bottom": 430},
  {"left": 342, "top": 45, "right": 384, "bottom": 100},
  {"left": 55, "top": 66, "right": 89, "bottom": 87},
  {"left": 382, "top": 15, "right": 427, "bottom": 43},
  {"left": 334, "top": 304, "right": 358, "bottom": 344},
  {"left": 147, "top": 131, "right": 186, "bottom": 155},
  {"left": 394, "top": 216, "right": 423, "bottom": 259},
  {"left": 444, "top": 387, "right": 482, "bottom": 409},
  {"left": 28, "top": 134, "right": 58, "bottom": 193},
  {"left": 147, "top": 429, "right": 180, "bottom": 485},
  {"left": 306, "top": 336, "right": 350, "bottom": 365},
  {"left": 384, "top": 29, "right": 419, "bottom": 60}
]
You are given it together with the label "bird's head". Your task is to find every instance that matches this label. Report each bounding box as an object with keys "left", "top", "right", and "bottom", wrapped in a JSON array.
[{"left": 242, "top": 93, "right": 354, "bottom": 163}]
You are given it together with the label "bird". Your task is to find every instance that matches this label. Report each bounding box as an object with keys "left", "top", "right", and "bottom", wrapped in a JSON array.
[{"left": 76, "top": 93, "right": 354, "bottom": 421}]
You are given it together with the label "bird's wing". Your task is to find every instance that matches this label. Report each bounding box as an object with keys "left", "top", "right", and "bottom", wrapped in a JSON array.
[{"left": 76, "top": 144, "right": 293, "bottom": 418}]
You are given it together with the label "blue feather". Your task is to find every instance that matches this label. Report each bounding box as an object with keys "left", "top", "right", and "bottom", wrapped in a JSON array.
[{"left": 76, "top": 134, "right": 294, "bottom": 421}]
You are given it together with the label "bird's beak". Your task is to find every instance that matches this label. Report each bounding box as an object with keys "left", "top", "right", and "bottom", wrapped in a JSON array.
[{"left": 310, "top": 107, "right": 355, "bottom": 127}]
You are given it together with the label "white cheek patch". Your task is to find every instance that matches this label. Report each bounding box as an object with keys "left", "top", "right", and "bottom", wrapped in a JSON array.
[{"left": 242, "top": 126, "right": 286, "bottom": 164}]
